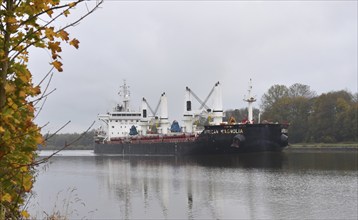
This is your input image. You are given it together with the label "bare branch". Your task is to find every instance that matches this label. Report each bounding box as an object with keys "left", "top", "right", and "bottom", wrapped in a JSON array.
[
  {"left": 33, "top": 71, "right": 54, "bottom": 107},
  {"left": 35, "top": 121, "right": 96, "bottom": 166},
  {"left": 36, "top": 66, "right": 54, "bottom": 87},
  {"left": 30, "top": 88, "right": 56, "bottom": 105},
  {"left": 34, "top": 96, "right": 47, "bottom": 119},
  {"left": 44, "top": 120, "right": 72, "bottom": 142}
]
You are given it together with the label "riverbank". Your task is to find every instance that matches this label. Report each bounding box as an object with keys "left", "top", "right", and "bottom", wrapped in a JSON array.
[{"left": 285, "top": 143, "right": 358, "bottom": 152}]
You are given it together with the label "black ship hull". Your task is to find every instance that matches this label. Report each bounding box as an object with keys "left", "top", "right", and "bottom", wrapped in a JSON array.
[{"left": 94, "top": 123, "right": 288, "bottom": 156}]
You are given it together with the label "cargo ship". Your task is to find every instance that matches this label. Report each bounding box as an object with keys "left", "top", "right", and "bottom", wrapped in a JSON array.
[{"left": 94, "top": 80, "right": 289, "bottom": 155}]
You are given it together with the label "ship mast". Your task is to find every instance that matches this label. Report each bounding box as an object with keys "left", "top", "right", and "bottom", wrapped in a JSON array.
[
  {"left": 119, "top": 80, "right": 130, "bottom": 112},
  {"left": 243, "top": 79, "right": 256, "bottom": 124}
]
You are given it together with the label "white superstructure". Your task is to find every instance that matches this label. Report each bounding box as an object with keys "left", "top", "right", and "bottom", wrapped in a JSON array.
[
  {"left": 96, "top": 81, "right": 225, "bottom": 141},
  {"left": 98, "top": 81, "right": 142, "bottom": 141}
]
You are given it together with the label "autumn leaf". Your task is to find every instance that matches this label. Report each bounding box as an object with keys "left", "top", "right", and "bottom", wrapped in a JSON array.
[
  {"left": 69, "top": 38, "right": 80, "bottom": 49},
  {"left": 45, "top": 27, "right": 56, "bottom": 41},
  {"left": 1, "top": 193, "right": 12, "bottom": 203},
  {"left": 46, "top": 9, "right": 54, "bottom": 17},
  {"left": 64, "top": 9, "right": 70, "bottom": 17},
  {"left": 48, "top": 41, "right": 62, "bottom": 53},
  {"left": 6, "top": 16, "right": 17, "bottom": 24},
  {"left": 21, "top": 210, "right": 30, "bottom": 219},
  {"left": 51, "top": 60, "right": 63, "bottom": 72},
  {"left": 34, "top": 134, "right": 44, "bottom": 145},
  {"left": 58, "top": 30, "right": 69, "bottom": 41},
  {"left": 5, "top": 83, "right": 16, "bottom": 93},
  {"left": 22, "top": 175, "right": 33, "bottom": 192},
  {"left": 68, "top": 2, "right": 77, "bottom": 8}
]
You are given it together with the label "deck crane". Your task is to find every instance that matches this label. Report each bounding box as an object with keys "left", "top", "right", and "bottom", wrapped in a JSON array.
[
  {"left": 185, "top": 81, "right": 220, "bottom": 113},
  {"left": 183, "top": 81, "right": 223, "bottom": 133},
  {"left": 142, "top": 96, "right": 162, "bottom": 119},
  {"left": 141, "top": 93, "right": 170, "bottom": 134}
]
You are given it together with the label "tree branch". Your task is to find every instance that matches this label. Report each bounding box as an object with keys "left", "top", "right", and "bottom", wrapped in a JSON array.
[{"left": 34, "top": 121, "right": 96, "bottom": 166}]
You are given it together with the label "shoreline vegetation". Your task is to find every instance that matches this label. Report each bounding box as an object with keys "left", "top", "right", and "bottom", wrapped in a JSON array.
[
  {"left": 39, "top": 142, "right": 358, "bottom": 151},
  {"left": 285, "top": 143, "right": 358, "bottom": 152}
]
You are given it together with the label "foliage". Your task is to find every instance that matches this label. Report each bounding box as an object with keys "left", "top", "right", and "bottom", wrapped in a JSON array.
[
  {"left": 260, "top": 84, "right": 289, "bottom": 113},
  {"left": 224, "top": 107, "right": 260, "bottom": 123},
  {"left": 40, "top": 130, "right": 95, "bottom": 150},
  {"left": 0, "top": 0, "right": 102, "bottom": 218},
  {"left": 261, "top": 83, "right": 357, "bottom": 143},
  {"left": 307, "top": 91, "right": 357, "bottom": 143}
]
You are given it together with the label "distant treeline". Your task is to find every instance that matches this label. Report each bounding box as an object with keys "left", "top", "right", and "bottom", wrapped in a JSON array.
[
  {"left": 42, "top": 84, "right": 357, "bottom": 149},
  {"left": 226, "top": 84, "right": 357, "bottom": 144},
  {"left": 40, "top": 130, "right": 95, "bottom": 150}
]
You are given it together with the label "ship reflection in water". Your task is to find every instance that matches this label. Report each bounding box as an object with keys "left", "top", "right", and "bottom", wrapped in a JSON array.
[{"left": 31, "top": 151, "right": 357, "bottom": 219}]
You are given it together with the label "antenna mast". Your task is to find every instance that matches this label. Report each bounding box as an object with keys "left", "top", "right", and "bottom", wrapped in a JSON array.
[
  {"left": 243, "top": 78, "right": 256, "bottom": 123},
  {"left": 119, "top": 80, "right": 130, "bottom": 112}
]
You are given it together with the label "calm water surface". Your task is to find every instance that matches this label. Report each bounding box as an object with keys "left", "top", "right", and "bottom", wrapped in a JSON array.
[{"left": 29, "top": 150, "right": 358, "bottom": 219}]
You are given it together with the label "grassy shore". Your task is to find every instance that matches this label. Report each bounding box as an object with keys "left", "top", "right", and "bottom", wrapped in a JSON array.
[{"left": 285, "top": 143, "right": 358, "bottom": 151}]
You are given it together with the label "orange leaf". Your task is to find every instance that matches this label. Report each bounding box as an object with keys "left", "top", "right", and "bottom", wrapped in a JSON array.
[
  {"left": 48, "top": 41, "right": 61, "bottom": 53},
  {"left": 6, "top": 16, "right": 17, "bottom": 24},
  {"left": 45, "top": 27, "right": 56, "bottom": 41},
  {"left": 69, "top": 38, "right": 80, "bottom": 49},
  {"left": 51, "top": 60, "right": 63, "bottom": 72},
  {"left": 58, "top": 30, "right": 69, "bottom": 41}
]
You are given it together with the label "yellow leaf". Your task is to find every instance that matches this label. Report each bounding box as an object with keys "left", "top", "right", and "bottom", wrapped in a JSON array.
[
  {"left": 64, "top": 9, "right": 70, "bottom": 17},
  {"left": 34, "top": 135, "right": 44, "bottom": 144},
  {"left": 1, "top": 193, "right": 12, "bottom": 202},
  {"left": 51, "top": 60, "right": 63, "bottom": 72},
  {"left": 69, "top": 38, "right": 80, "bottom": 49},
  {"left": 19, "top": 90, "right": 26, "bottom": 98},
  {"left": 58, "top": 30, "right": 69, "bottom": 41},
  {"left": 69, "top": 2, "right": 77, "bottom": 7},
  {"left": 32, "top": 85, "right": 41, "bottom": 96},
  {"left": 23, "top": 174, "right": 33, "bottom": 192},
  {"left": 48, "top": 41, "right": 62, "bottom": 53},
  {"left": 5, "top": 83, "right": 16, "bottom": 93},
  {"left": 45, "top": 27, "right": 56, "bottom": 41},
  {"left": 0, "top": 126, "right": 4, "bottom": 133},
  {"left": 21, "top": 210, "right": 30, "bottom": 219},
  {"left": 20, "top": 166, "right": 29, "bottom": 172}
]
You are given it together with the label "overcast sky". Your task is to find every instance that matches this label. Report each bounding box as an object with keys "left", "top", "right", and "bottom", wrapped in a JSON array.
[{"left": 29, "top": 0, "right": 357, "bottom": 133}]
